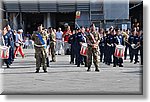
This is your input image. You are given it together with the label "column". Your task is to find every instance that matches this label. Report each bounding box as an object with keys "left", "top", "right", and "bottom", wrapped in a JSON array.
[
  {"left": 47, "top": 13, "right": 51, "bottom": 28},
  {"left": 12, "top": 13, "right": 18, "bottom": 30},
  {"left": 44, "top": 14, "right": 47, "bottom": 28}
]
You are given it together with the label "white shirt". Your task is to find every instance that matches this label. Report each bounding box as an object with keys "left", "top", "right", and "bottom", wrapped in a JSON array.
[
  {"left": 56, "top": 31, "right": 63, "bottom": 39},
  {"left": 15, "top": 33, "right": 22, "bottom": 43}
]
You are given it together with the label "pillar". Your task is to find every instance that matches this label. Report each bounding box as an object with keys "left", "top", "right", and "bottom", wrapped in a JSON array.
[
  {"left": 47, "top": 13, "right": 51, "bottom": 28},
  {"left": 12, "top": 13, "right": 18, "bottom": 30}
]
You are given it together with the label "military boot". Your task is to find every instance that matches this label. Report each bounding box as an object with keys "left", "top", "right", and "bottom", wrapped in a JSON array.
[
  {"left": 35, "top": 70, "right": 39, "bottom": 73},
  {"left": 43, "top": 66, "right": 47, "bottom": 73},
  {"left": 87, "top": 66, "right": 91, "bottom": 72},
  {"left": 95, "top": 67, "right": 100, "bottom": 72}
]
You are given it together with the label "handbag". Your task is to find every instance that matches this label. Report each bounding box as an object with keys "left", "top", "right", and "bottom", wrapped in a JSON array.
[{"left": 15, "top": 42, "right": 20, "bottom": 47}]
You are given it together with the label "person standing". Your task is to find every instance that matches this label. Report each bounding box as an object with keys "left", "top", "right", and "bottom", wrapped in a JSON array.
[
  {"left": 68, "top": 28, "right": 78, "bottom": 64},
  {"left": 99, "top": 28, "right": 105, "bottom": 62},
  {"left": 1, "top": 28, "right": 10, "bottom": 68},
  {"left": 123, "top": 29, "right": 130, "bottom": 60},
  {"left": 128, "top": 30, "right": 140, "bottom": 64},
  {"left": 56, "top": 28, "right": 63, "bottom": 55},
  {"left": 86, "top": 24, "right": 100, "bottom": 72},
  {"left": 76, "top": 27, "right": 87, "bottom": 67},
  {"left": 113, "top": 28, "right": 124, "bottom": 67},
  {"left": 48, "top": 27, "right": 56, "bottom": 62},
  {"left": 4, "top": 24, "right": 15, "bottom": 65},
  {"left": 139, "top": 30, "right": 143, "bottom": 65},
  {"left": 14, "top": 29, "right": 25, "bottom": 58},
  {"left": 63, "top": 26, "right": 72, "bottom": 55},
  {"left": 105, "top": 28, "right": 115, "bottom": 65},
  {"left": 32, "top": 25, "right": 47, "bottom": 73}
]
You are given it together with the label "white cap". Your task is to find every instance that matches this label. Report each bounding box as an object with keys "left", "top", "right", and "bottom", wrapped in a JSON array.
[{"left": 18, "top": 29, "right": 23, "bottom": 33}]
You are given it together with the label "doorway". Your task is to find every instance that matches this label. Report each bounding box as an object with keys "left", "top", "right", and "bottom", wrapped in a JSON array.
[
  {"left": 55, "top": 12, "right": 75, "bottom": 31},
  {"left": 23, "top": 13, "right": 44, "bottom": 34}
]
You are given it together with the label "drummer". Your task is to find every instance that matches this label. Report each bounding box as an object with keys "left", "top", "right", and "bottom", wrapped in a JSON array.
[
  {"left": 1, "top": 27, "right": 11, "bottom": 68},
  {"left": 113, "top": 28, "right": 124, "bottom": 67},
  {"left": 76, "top": 27, "right": 86, "bottom": 67},
  {"left": 128, "top": 29, "right": 140, "bottom": 64}
]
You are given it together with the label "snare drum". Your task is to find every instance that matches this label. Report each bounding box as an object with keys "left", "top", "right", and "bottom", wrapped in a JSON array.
[
  {"left": 0, "top": 46, "right": 10, "bottom": 59},
  {"left": 80, "top": 43, "right": 88, "bottom": 56},
  {"left": 114, "top": 45, "right": 125, "bottom": 58}
]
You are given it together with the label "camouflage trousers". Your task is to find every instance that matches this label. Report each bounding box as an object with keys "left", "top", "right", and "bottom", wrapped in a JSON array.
[
  {"left": 35, "top": 47, "right": 47, "bottom": 71},
  {"left": 87, "top": 47, "right": 99, "bottom": 68},
  {"left": 49, "top": 42, "right": 56, "bottom": 61}
]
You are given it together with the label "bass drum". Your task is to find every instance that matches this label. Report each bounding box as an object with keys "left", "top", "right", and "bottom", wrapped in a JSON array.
[
  {"left": 114, "top": 45, "right": 125, "bottom": 58},
  {"left": 80, "top": 43, "right": 88, "bottom": 56},
  {"left": 0, "top": 46, "right": 10, "bottom": 59}
]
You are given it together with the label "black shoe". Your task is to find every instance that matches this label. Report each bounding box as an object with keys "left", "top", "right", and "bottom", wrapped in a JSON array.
[
  {"left": 119, "top": 65, "right": 124, "bottom": 67},
  {"left": 84, "top": 65, "right": 88, "bottom": 67},
  {"left": 113, "top": 65, "right": 116, "bottom": 67},
  {"left": 70, "top": 62, "right": 74, "bottom": 64},
  {"left": 130, "top": 60, "right": 133, "bottom": 63},
  {"left": 50, "top": 60, "right": 56, "bottom": 62},
  {"left": 58, "top": 54, "right": 61, "bottom": 55},
  {"left": 87, "top": 69, "right": 91, "bottom": 72},
  {"left": 47, "top": 65, "right": 50, "bottom": 67},
  {"left": 95, "top": 69, "right": 99, "bottom": 72},
  {"left": 77, "top": 65, "right": 80, "bottom": 67},
  {"left": 44, "top": 70, "right": 47, "bottom": 73},
  {"left": 81, "top": 62, "right": 84, "bottom": 65},
  {"left": 134, "top": 62, "right": 138, "bottom": 64},
  {"left": 107, "top": 63, "right": 110, "bottom": 65},
  {"left": 35, "top": 70, "right": 39, "bottom": 73},
  {"left": 7, "top": 65, "right": 10, "bottom": 68}
]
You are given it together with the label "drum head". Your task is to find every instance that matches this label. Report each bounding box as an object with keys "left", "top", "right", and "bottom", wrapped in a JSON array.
[{"left": 116, "top": 45, "right": 124, "bottom": 49}]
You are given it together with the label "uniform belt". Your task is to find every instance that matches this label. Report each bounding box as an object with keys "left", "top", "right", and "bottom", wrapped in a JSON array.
[{"left": 34, "top": 44, "right": 46, "bottom": 47}]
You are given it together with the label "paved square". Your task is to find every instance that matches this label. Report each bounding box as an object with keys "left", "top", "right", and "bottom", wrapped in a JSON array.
[{"left": 1, "top": 49, "right": 143, "bottom": 95}]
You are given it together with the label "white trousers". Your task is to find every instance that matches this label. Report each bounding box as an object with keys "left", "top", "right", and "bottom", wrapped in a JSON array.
[{"left": 56, "top": 40, "right": 62, "bottom": 54}]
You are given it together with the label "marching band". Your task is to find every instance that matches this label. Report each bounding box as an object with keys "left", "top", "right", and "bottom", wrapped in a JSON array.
[{"left": 0, "top": 23, "right": 143, "bottom": 72}]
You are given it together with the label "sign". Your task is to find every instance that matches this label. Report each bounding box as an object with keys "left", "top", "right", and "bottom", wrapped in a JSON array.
[
  {"left": 122, "top": 24, "right": 127, "bottom": 30},
  {"left": 76, "top": 11, "right": 81, "bottom": 19}
]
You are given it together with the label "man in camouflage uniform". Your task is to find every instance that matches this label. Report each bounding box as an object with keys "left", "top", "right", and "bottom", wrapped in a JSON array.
[
  {"left": 86, "top": 24, "right": 100, "bottom": 72},
  {"left": 48, "top": 27, "right": 56, "bottom": 62},
  {"left": 32, "top": 25, "right": 47, "bottom": 73}
]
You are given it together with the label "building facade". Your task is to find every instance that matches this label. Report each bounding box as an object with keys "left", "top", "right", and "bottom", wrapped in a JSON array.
[{"left": 3, "top": 0, "right": 130, "bottom": 33}]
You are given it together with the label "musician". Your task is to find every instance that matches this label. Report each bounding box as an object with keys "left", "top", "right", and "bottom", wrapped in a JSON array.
[
  {"left": 105, "top": 28, "right": 115, "bottom": 65},
  {"left": 139, "top": 30, "right": 143, "bottom": 65},
  {"left": 99, "top": 28, "right": 105, "bottom": 62},
  {"left": 103, "top": 30, "right": 109, "bottom": 64},
  {"left": 68, "top": 28, "right": 78, "bottom": 65},
  {"left": 86, "top": 24, "right": 100, "bottom": 72},
  {"left": 3, "top": 24, "right": 15, "bottom": 65},
  {"left": 76, "top": 27, "right": 86, "bottom": 67},
  {"left": 1, "top": 28, "right": 10, "bottom": 68},
  {"left": 123, "top": 29, "right": 130, "bottom": 60},
  {"left": 113, "top": 29, "right": 124, "bottom": 67},
  {"left": 128, "top": 30, "right": 140, "bottom": 64}
]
